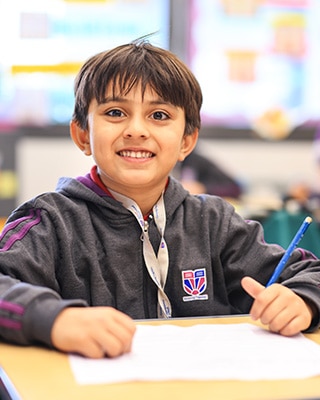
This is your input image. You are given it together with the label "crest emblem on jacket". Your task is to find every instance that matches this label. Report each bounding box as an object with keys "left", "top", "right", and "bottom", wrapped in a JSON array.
[{"left": 182, "top": 268, "right": 208, "bottom": 302}]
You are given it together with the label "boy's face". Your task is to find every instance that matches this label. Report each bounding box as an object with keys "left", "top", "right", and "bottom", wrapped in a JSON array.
[{"left": 71, "top": 84, "right": 198, "bottom": 196}]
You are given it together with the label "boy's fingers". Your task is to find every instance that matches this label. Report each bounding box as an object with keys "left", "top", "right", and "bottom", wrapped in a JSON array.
[{"left": 241, "top": 276, "right": 265, "bottom": 299}]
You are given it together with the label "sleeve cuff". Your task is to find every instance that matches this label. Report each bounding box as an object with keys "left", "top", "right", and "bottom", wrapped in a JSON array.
[{"left": 23, "top": 295, "right": 87, "bottom": 347}]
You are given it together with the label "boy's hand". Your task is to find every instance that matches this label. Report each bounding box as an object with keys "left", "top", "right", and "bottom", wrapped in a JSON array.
[
  {"left": 51, "top": 307, "right": 136, "bottom": 358},
  {"left": 241, "top": 276, "right": 312, "bottom": 336}
]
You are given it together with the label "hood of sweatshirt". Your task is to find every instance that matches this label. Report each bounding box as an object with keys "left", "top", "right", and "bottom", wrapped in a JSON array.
[{"left": 54, "top": 172, "right": 190, "bottom": 220}]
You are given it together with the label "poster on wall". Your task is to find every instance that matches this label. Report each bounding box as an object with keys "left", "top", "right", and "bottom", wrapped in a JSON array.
[
  {"left": 188, "top": 0, "right": 320, "bottom": 139},
  {"left": 0, "top": 0, "right": 170, "bottom": 126}
]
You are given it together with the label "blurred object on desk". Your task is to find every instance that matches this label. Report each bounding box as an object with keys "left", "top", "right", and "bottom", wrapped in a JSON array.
[
  {"left": 282, "top": 126, "right": 320, "bottom": 224},
  {"left": 237, "top": 184, "right": 283, "bottom": 220},
  {"left": 262, "top": 210, "right": 320, "bottom": 258}
]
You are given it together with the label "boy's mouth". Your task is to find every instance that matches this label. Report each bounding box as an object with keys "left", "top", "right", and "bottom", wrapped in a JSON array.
[{"left": 118, "top": 150, "right": 154, "bottom": 159}]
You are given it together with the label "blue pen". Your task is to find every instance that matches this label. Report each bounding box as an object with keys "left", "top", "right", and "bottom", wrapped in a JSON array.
[{"left": 266, "top": 216, "right": 313, "bottom": 287}]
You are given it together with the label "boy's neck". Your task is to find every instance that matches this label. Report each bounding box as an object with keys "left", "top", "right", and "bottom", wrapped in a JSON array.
[
  {"left": 90, "top": 166, "right": 168, "bottom": 216},
  {"left": 113, "top": 182, "right": 168, "bottom": 216}
]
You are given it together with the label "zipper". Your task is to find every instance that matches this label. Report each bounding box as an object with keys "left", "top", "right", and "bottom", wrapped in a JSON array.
[{"left": 143, "top": 220, "right": 149, "bottom": 233}]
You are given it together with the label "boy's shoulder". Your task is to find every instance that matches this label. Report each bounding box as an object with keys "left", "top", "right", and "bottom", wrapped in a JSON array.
[{"left": 10, "top": 176, "right": 97, "bottom": 215}]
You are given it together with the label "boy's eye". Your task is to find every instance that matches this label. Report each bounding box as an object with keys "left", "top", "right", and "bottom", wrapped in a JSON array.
[
  {"left": 152, "top": 111, "right": 169, "bottom": 120},
  {"left": 106, "top": 109, "right": 124, "bottom": 117}
]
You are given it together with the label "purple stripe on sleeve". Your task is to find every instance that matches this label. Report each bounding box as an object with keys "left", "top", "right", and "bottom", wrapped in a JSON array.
[
  {"left": 298, "top": 248, "right": 318, "bottom": 261},
  {"left": 0, "top": 209, "right": 41, "bottom": 252},
  {"left": 0, "top": 300, "right": 24, "bottom": 315},
  {"left": 0, "top": 317, "right": 22, "bottom": 330},
  {"left": 0, "top": 211, "right": 36, "bottom": 241}
]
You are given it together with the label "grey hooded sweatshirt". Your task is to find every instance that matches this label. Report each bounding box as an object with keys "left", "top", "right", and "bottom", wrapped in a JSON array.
[{"left": 0, "top": 172, "right": 320, "bottom": 349}]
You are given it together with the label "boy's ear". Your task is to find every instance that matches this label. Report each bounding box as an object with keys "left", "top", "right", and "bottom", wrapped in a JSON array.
[
  {"left": 70, "top": 120, "right": 92, "bottom": 156},
  {"left": 178, "top": 129, "right": 199, "bottom": 162}
]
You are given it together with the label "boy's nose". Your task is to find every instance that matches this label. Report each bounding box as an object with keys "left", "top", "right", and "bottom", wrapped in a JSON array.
[{"left": 123, "top": 117, "right": 150, "bottom": 138}]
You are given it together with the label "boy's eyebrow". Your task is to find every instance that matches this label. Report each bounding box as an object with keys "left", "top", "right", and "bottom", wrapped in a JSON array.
[
  {"left": 99, "top": 96, "right": 173, "bottom": 106},
  {"left": 100, "top": 96, "right": 126, "bottom": 104}
]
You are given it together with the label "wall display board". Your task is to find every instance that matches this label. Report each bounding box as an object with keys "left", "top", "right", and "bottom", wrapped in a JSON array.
[
  {"left": 187, "top": 0, "right": 320, "bottom": 139},
  {"left": 0, "top": 0, "right": 170, "bottom": 126}
]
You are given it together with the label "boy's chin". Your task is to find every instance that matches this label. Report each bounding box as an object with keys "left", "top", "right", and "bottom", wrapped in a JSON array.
[{"left": 123, "top": 174, "right": 168, "bottom": 188}]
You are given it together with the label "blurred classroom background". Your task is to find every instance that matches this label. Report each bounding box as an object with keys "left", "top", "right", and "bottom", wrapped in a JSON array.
[{"left": 1, "top": 0, "right": 320, "bottom": 254}]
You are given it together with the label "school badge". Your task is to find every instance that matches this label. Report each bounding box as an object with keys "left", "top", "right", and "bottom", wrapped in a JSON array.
[{"left": 182, "top": 268, "right": 208, "bottom": 302}]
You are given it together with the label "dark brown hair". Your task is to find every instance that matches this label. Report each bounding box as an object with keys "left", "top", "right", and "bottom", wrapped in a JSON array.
[{"left": 72, "top": 39, "right": 202, "bottom": 135}]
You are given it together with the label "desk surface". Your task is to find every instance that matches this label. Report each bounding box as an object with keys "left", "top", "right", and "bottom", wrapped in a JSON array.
[{"left": 1, "top": 315, "right": 320, "bottom": 400}]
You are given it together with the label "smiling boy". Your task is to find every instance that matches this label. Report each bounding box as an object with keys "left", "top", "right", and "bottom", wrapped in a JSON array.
[
  {"left": 0, "top": 40, "right": 320, "bottom": 359},
  {"left": 71, "top": 84, "right": 196, "bottom": 216}
]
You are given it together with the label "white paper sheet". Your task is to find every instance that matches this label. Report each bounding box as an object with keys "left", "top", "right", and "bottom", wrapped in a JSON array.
[{"left": 69, "top": 323, "right": 320, "bottom": 385}]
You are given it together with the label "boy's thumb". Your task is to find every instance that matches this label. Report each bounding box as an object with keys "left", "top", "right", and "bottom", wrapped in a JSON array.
[{"left": 241, "top": 276, "right": 265, "bottom": 299}]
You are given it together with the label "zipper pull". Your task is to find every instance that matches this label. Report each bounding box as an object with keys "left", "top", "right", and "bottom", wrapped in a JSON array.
[
  {"left": 141, "top": 215, "right": 153, "bottom": 241},
  {"left": 143, "top": 220, "right": 149, "bottom": 233}
]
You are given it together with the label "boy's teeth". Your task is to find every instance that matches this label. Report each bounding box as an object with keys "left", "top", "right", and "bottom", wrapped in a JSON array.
[{"left": 120, "top": 151, "right": 152, "bottom": 158}]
